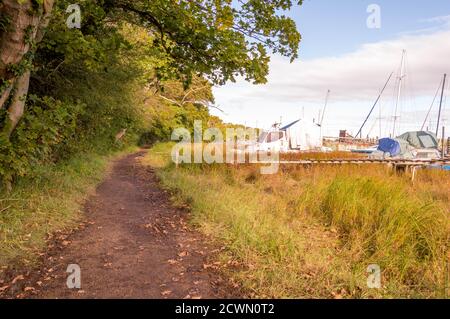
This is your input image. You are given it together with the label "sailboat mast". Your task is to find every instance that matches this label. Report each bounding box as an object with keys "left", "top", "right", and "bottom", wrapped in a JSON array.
[
  {"left": 421, "top": 77, "right": 443, "bottom": 131},
  {"left": 356, "top": 72, "right": 393, "bottom": 138},
  {"left": 379, "top": 103, "right": 382, "bottom": 138},
  {"left": 436, "top": 73, "right": 447, "bottom": 136},
  {"left": 319, "top": 90, "right": 330, "bottom": 127},
  {"left": 392, "top": 50, "right": 406, "bottom": 137}
]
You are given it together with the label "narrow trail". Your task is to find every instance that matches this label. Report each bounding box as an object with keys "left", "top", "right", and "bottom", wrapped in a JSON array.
[{"left": 12, "top": 152, "right": 236, "bottom": 299}]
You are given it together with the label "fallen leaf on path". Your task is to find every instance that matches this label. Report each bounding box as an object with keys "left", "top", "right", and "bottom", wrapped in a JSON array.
[
  {"left": 0, "top": 285, "right": 9, "bottom": 292},
  {"left": 203, "top": 263, "right": 219, "bottom": 270},
  {"left": 167, "top": 259, "right": 177, "bottom": 265},
  {"left": 161, "top": 290, "right": 172, "bottom": 296},
  {"left": 12, "top": 275, "right": 25, "bottom": 284},
  {"left": 227, "top": 260, "right": 240, "bottom": 267}
]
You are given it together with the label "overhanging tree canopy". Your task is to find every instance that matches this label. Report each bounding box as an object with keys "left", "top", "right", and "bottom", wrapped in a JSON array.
[
  {"left": 0, "top": 0, "right": 302, "bottom": 138},
  {"left": 107, "top": 0, "right": 302, "bottom": 85}
]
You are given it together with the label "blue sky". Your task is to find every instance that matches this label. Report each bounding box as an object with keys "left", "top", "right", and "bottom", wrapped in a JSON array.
[
  {"left": 213, "top": 0, "right": 450, "bottom": 138},
  {"left": 293, "top": 0, "right": 450, "bottom": 58}
]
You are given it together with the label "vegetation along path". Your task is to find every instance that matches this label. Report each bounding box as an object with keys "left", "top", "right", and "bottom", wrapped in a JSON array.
[{"left": 2, "top": 151, "right": 235, "bottom": 299}]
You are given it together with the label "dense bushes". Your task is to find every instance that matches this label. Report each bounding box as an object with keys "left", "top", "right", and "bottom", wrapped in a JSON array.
[
  {"left": 139, "top": 103, "right": 211, "bottom": 146},
  {"left": 0, "top": 4, "right": 146, "bottom": 189},
  {"left": 0, "top": 96, "right": 84, "bottom": 185},
  {"left": 0, "top": 64, "right": 144, "bottom": 190}
]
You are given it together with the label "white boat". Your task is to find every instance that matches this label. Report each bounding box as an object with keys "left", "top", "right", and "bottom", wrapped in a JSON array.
[{"left": 247, "top": 119, "right": 323, "bottom": 153}]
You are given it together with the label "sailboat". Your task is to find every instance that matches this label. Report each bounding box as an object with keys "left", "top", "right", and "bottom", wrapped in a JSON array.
[
  {"left": 421, "top": 74, "right": 447, "bottom": 136},
  {"left": 357, "top": 50, "right": 443, "bottom": 159}
]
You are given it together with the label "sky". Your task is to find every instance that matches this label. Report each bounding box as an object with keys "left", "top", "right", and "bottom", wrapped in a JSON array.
[{"left": 211, "top": 0, "right": 450, "bottom": 138}]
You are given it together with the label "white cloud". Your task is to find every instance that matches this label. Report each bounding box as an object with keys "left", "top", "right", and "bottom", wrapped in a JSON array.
[
  {"left": 402, "top": 15, "right": 450, "bottom": 35},
  {"left": 218, "top": 29, "right": 450, "bottom": 103},
  {"left": 420, "top": 14, "right": 450, "bottom": 24},
  {"left": 213, "top": 27, "right": 450, "bottom": 135}
]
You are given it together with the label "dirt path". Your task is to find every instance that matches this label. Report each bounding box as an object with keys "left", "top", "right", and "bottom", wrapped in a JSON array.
[{"left": 6, "top": 152, "right": 237, "bottom": 299}]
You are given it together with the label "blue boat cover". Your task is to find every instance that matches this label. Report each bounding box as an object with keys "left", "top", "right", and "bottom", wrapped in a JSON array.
[{"left": 378, "top": 138, "right": 401, "bottom": 156}]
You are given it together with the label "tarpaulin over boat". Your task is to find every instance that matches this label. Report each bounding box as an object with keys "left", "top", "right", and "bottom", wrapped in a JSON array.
[
  {"left": 377, "top": 138, "right": 414, "bottom": 157},
  {"left": 375, "top": 131, "right": 439, "bottom": 159},
  {"left": 378, "top": 138, "right": 401, "bottom": 156},
  {"left": 396, "top": 131, "right": 438, "bottom": 149}
]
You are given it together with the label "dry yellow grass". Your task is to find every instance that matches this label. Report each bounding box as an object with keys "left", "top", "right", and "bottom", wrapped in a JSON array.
[
  {"left": 144, "top": 143, "right": 450, "bottom": 298},
  {"left": 281, "top": 151, "right": 366, "bottom": 161}
]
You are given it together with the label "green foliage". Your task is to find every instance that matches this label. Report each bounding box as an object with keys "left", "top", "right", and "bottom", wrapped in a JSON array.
[
  {"left": 0, "top": 96, "right": 84, "bottom": 185},
  {"left": 37, "top": 0, "right": 128, "bottom": 75},
  {"left": 140, "top": 102, "right": 211, "bottom": 146},
  {"left": 0, "top": 12, "right": 11, "bottom": 33},
  {"left": 0, "top": 3, "right": 146, "bottom": 187},
  {"left": 1, "top": 0, "right": 303, "bottom": 186},
  {"left": 106, "top": 0, "right": 302, "bottom": 86},
  {"left": 0, "top": 79, "right": 11, "bottom": 95},
  {"left": 5, "top": 51, "right": 34, "bottom": 77}
]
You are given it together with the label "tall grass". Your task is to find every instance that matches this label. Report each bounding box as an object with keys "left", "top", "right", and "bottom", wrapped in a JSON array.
[
  {"left": 144, "top": 143, "right": 449, "bottom": 298},
  {"left": 308, "top": 175, "right": 447, "bottom": 295}
]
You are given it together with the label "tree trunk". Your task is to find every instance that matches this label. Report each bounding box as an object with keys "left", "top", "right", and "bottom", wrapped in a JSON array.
[
  {"left": 0, "top": 0, "right": 39, "bottom": 79},
  {"left": 4, "top": 70, "right": 30, "bottom": 135},
  {"left": 0, "top": 81, "right": 13, "bottom": 110},
  {"left": 0, "top": 0, "right": 54, "bottom": 133}
]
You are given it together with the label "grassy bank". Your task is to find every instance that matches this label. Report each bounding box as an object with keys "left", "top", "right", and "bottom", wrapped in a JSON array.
[
  {"left": 144, "top": 143, "right": 449, "bottom": 298},
  {"left": 0, "top": 147, "right": 137, "bottom": 270}
]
